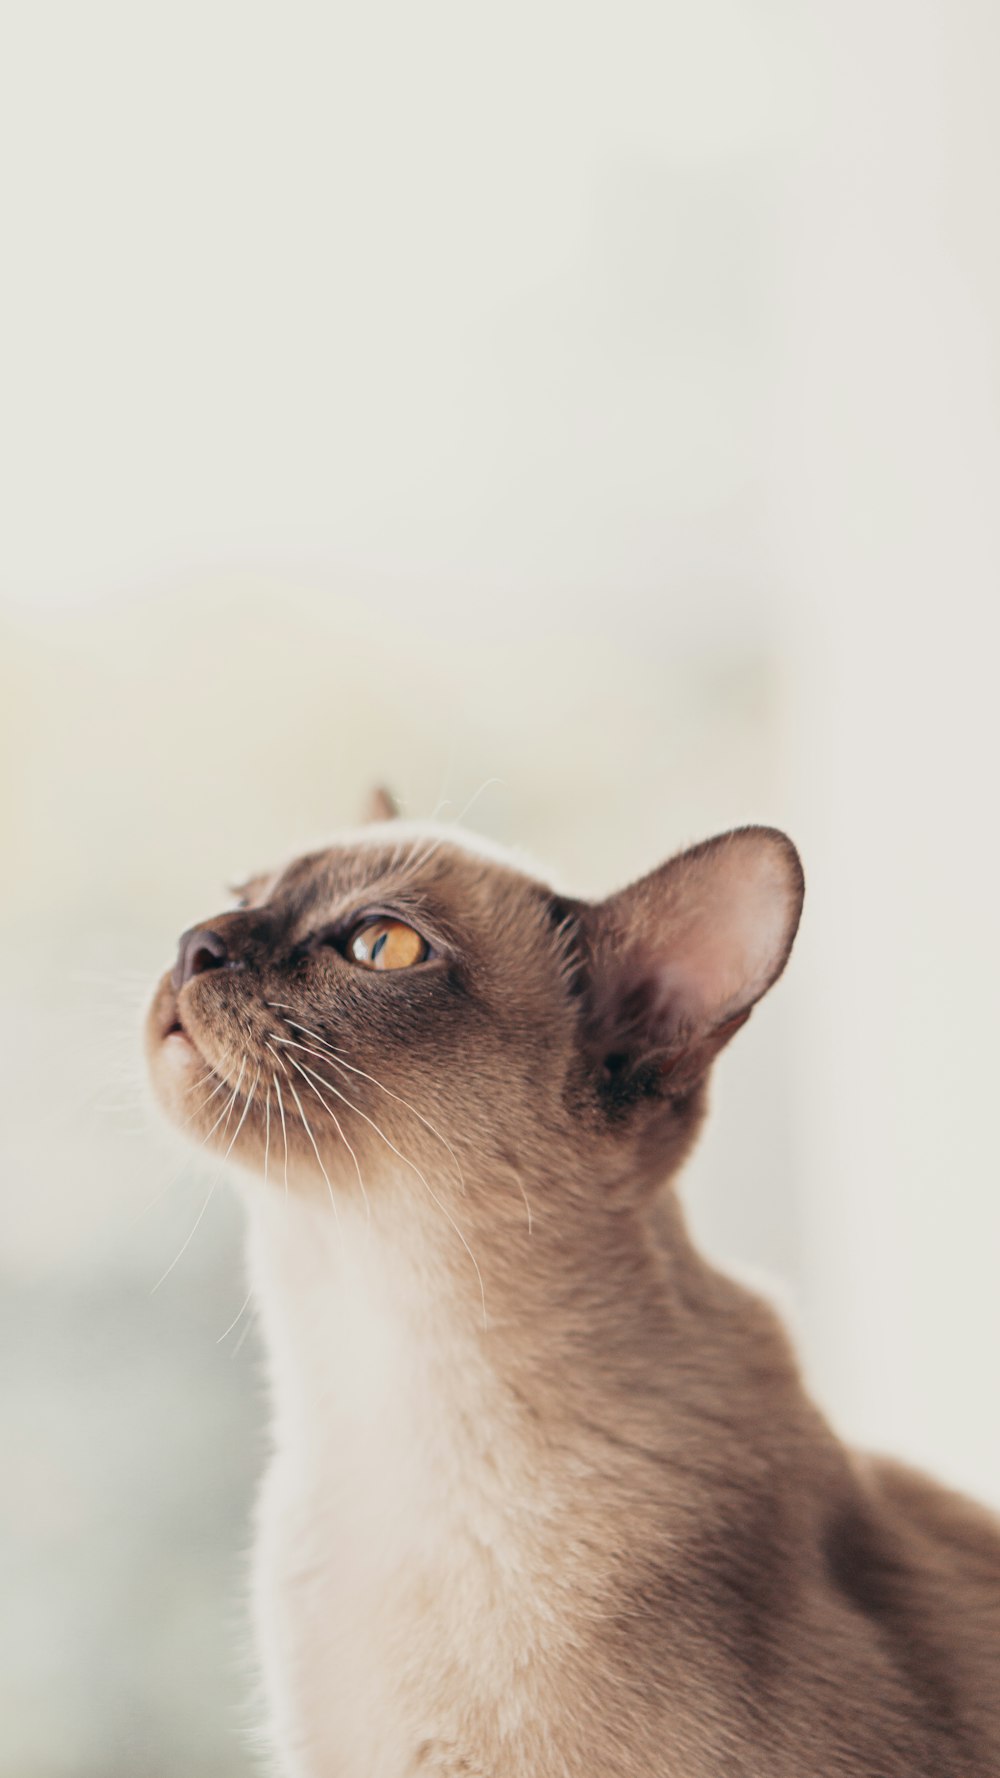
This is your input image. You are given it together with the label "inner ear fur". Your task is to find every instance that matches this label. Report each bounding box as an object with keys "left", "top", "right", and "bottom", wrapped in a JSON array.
[{"left": 583, "top": 826, "right": 804, "bottom": 1095}]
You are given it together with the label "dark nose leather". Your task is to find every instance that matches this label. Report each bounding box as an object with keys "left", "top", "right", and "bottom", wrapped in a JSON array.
[{"left": 172, "top": 925, "right": 230, "bottom": 991}]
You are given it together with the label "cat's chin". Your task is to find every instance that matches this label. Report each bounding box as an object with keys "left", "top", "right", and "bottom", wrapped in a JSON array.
[
  {"left": 145, "top": 978, "right": 212, "bottom": 1118},
  {"left": 148, "top": 979, "right": 199, "bottom": 1054},
  {"left": 161, "top": 1023, "right": 200, "bottom": 1064}
]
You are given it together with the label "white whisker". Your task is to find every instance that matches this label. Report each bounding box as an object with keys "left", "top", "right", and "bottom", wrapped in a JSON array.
[
  {"left": 217, "top": 1287, "right": 254, "bottom": 1344},
  {"left": 133, "top": 1072, "right": 241, "bottom": 1224},
  {"left": 218, "top": 1079, "right": 271, "bottom": 1348},
  {"left": 272, "top": 1069, "right": 290, "bottom": 1196},
  {"left": 280, "top": 1048, "right": 370, "bottom": 1225},
  {"left": 177, "top": 1072, "right": 229, "bottom": 1131},
  {"left": 224, "top": 1064, "right": 260, "bottom": 1160},
  {"left": 286, "top": 1050, "right": 487, "bottom": 1330},
  {"left": 514, "top": 1171, "right": 534, "bottom": 1236},
  {"left": 270, "top": 1044, "right": 340, "bottom": 1231},
  {"left": 451, "top": 775, "right": 503, "bottom": 827},
  {"left": 151, "top": 1056, "right": 250, "bottom": 1292},
  {"left": 266, "top": 1008, "right": 466, "bottom": 1192},
  {"left": 152, "top": 1172, "right": 219, "bottom": 1293}
]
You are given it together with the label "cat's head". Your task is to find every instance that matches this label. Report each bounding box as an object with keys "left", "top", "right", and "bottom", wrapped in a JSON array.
[{"left": 146, "top": 795, "right": 803, "bottom": 1232}]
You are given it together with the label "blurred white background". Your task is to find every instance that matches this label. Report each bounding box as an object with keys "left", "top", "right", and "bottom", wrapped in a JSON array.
[{"left": 2, "top": 3, "right": 999, "bottom": 1773}]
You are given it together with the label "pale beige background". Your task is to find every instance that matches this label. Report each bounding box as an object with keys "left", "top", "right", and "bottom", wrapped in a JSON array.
[{"left": 2, "top": 3, "right": 999, "bottom": 1774}]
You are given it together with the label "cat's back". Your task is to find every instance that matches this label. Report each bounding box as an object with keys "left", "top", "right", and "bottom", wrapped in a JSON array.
[
  {"left": 868, "top": 1452, "right": 1000, "bottom": 1590},
  {"left": 787, "top": 1451, "right": 1000, "bottom": 1777},
  {"left": 865, "top": 1453, "right": 1000, "bottom": 1721}
]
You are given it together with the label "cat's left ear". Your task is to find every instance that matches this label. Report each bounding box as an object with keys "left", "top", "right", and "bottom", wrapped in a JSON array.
[
  {"left": 363, "top": 786, "right": 399, "bottom": 823},
  {"left": 583, "top": 827, "right": 804, "bottom": 1096}
]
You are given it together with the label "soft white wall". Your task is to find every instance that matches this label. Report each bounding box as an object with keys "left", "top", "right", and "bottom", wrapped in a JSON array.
[
  {"left": 772, "top": 2, "right": 1000, "bottom": 1496},
  {"left": 1, "top": 0, "right": 815, "bottom": 609}
]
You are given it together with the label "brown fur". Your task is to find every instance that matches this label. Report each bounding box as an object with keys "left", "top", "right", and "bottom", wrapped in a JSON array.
[{"left": 146, "top": 815, "right": 1000, "bottom": 1777}]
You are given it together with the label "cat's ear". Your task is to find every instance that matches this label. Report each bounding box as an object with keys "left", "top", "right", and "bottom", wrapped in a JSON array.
[
  {"left": 583, "top": 827, "right": 803, "bottom": 1096},
  {"left": 362, "top": 786, "right": 399, "bottom": 824}
]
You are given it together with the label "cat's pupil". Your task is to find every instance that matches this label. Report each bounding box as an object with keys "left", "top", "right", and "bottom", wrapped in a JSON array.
[{"left": 371, "top": 932, "right": 388, "bottom": 963}]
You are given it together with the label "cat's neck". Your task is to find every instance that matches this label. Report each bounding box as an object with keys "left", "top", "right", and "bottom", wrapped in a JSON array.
[
  {"left": 247, "top": 1180, "right": 511, "bottom": 1456},
  {"left": 243, "top": 1164, "right": 771, "bottom": 1475},
  {"left": 243, "top": 1165, "right": 827, "bottom": 1756},
  {"left": 245, "top": 1177, "right": 634, "bottom": 1609}
]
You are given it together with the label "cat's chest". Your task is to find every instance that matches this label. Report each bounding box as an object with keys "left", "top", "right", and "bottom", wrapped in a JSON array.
[
  {"left": 254, "top": 1445, "right": 545, "bottom": 1778},
  {"left": 249, "top": 1216, "right": 563, "bottom": 1774}
]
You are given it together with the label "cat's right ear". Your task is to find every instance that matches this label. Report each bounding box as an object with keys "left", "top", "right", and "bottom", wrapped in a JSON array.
[
  {"left": 362, "top": 786, "right": 399, "bottom": 823},
  {"left": 581, "top": 826, "right": 804, "bottom": 1104}
]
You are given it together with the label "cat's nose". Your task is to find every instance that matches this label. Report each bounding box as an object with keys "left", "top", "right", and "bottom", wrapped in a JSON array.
[{"left": 172, "top": 925, "right": 230, "bottom": 991}]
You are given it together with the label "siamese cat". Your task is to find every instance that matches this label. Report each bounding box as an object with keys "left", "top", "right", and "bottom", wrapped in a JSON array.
[{"left": 146, "top": 795, "right": 1000, "bottom": 1777}]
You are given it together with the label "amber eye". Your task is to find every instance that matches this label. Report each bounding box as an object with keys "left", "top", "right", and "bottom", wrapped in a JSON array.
[{"left": 346, "top": 917, "right": 429, "bottom": 970}]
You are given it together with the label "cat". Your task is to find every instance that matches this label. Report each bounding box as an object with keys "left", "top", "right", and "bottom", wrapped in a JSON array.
[{"left": 146, "top": 793, "right": 1000, "bottom": 1777}]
